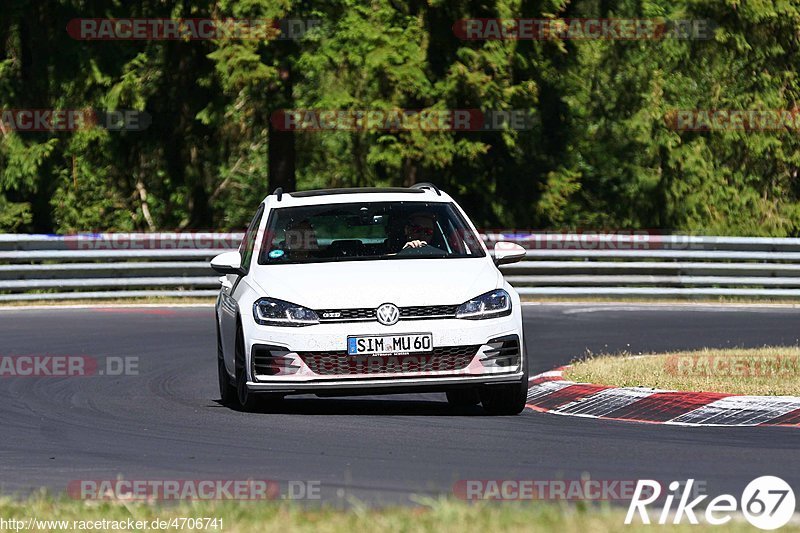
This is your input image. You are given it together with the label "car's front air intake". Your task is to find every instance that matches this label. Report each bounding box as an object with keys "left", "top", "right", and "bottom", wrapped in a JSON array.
[
  {"left": 479, "top": 335, "right": 521, "bottom": 368},
  {"left": 297, "top": 345, "right": 479, "bottom": 375},
  {"left": 251, "top": 344, "right": 300, "bottom": 378}
]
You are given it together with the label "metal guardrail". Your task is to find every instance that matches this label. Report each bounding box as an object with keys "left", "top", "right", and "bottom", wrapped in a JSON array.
[
  {"left": 0, "top": 233, "right": 238, "bottom": 301},
  {"left": 2, "top": 232, "right": 800, "bottom": 300}
]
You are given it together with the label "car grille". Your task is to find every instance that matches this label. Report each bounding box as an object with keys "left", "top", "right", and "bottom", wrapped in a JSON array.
[
  {"left": 315, "top": 305, "right": 458, "bottom": 322},
  {"left": 317, "top": 308, "right": 376, "bottom": 321},
  {"left": 297, "top": 345, "right": 479, "bottom": 375},
  {"left": 399, "top": 305, "right": 458, "bottom": 318}
]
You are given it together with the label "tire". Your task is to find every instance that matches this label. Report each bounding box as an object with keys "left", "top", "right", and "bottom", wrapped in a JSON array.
[
  {"left": 480, "top": 379, "right": 527, "bottom": 415},
  {"left": 446, "top": 388, "right": 481, "bottom": 407},
  {"left": 234, "top": 322, "right": 262, "bottom": 412},
  {"left": 217, "top": 322, "right": 237, "bottom": 407},
  {"left": 480, "top": 344, "right": 529, "bottom": 415}
]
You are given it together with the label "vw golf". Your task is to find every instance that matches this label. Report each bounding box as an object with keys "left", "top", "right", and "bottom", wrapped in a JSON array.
[{"left": 212, "top": 184, "right": 529, "bottom": 414}]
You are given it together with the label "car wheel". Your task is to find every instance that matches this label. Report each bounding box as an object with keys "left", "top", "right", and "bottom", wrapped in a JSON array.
[
  {"left": 480, "top": 346, "right": 529, "bottom": 415},
  {"left": 446, "top": 389, "right": 480, "bottom": 407},
  {"left": 480, "top": 378, "right": 528, "bottom": 415},
  {"left": 234, "top": 323, "right": 262, "bottom": 412},
  {"left": 217, "top": 322, "right": 237, "bottom": 406}
]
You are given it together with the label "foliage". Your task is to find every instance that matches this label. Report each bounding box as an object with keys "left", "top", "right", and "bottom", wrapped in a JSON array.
[{"left": 0, "top": 0, "right": 799, "bottom": 235}]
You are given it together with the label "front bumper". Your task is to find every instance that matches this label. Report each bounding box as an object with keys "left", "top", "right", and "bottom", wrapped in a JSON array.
[
  {"left": 245, "top": 314, "right": 524, "bottom": 391},
  {"left": 247, "top": 372, "right": 524, "bottom": 394}
]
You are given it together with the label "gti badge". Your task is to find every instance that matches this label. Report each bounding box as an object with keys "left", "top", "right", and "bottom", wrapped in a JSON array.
[{"left": 376, "top": 303, "right": 400, "bottom": 326}]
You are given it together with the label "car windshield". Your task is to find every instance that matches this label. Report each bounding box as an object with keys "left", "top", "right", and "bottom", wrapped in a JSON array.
[{"left": 258, "top": 201, "right": 485, "bottom": 264}]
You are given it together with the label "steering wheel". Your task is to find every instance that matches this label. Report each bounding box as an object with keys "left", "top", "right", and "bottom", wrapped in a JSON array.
[{"left": 396, "top": 244, "right": 446, "bottom": 257}]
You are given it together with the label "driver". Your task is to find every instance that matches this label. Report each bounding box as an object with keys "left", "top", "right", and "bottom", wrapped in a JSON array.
[{"left": 402, "top": 212, "right": 436, "bottom": 249}]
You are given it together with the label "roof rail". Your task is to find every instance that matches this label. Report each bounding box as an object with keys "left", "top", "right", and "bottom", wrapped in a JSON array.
[
  {"left": 272, "top": 187, "right": 283, "bottom": 201},
  {"left": 411, "top": 182, "right": 441, "bottom": 196}
]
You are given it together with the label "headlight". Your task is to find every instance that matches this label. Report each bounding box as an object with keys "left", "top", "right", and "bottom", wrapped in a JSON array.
[
  {"left": 456, "top": 289, "right": 512, "bottom": 320},
  {"left": 253, "top": 298, "right": 319, "bottom": 326}
]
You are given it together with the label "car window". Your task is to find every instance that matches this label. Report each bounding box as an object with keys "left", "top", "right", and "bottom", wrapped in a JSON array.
[
  {"left": 239, "top": 204, "right": 264, "bottom": 272},
  {"left": 258, "top": 201, "right": 485, "bottom": 265}
]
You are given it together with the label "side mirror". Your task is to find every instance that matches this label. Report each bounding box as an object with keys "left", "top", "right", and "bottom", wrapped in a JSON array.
[
  {"left": 493, "top": 242, "right": 526, "bottom": 266},
  {"left": 211, "top": 251, "right": 244, "bottom": 275}
]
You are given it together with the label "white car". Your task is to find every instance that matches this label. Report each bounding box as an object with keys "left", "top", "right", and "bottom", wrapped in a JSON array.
[{"left": 212, "top": 184, "right": 529, "bottom": 414}]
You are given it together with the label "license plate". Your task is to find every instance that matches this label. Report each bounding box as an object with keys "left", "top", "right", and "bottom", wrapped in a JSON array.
[{"left": 347, "top": 333, "right": 433, "bottom": 356}]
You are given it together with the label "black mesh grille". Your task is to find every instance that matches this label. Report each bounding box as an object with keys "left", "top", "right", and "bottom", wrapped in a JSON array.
[
  {"left": 298, "top": 345, "right": 479, "bottom": 375},
  {"left": 399, "top": 305, "right": 458, "bottom": 318},
  {"left": 316, "top": 305, "right": 457, "bottom": 322},
  {"left": 317, "top": 308, "right": 376, "bottom": 320}
]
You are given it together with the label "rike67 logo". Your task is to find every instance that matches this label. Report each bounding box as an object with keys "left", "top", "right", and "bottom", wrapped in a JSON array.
[{"left": 626, "top": 477, "right": 796, "bottom": 530}]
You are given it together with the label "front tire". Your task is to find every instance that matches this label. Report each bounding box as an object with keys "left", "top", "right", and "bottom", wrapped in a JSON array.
[
  {"left": 480, "top": 343, "right": 529, "bottom": 415},
  {"left": 480, "top": 379, "right": 527, "bottom": 415},
  {"left": 234, "top": 323, "right": 262, "bottom": 412},
  {"left": 217, "top": 322, "right": 237, "bottom": 406}
]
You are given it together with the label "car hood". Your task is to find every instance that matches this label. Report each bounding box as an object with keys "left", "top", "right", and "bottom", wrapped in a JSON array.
[{"left": 251, "top": 258, "right": 500, "bottom": 309}]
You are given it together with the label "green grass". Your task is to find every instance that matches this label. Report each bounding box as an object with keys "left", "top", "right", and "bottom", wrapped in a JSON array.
[
  {"left": 564, "top": 347, "right": 800, "bottom": 396},
  {"left": 0, "top": 496, "right": 793, "bottom": 532}
]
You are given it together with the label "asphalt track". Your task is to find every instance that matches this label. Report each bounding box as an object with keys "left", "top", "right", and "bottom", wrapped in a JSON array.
[{"left": 0, "top": 303, "right": 798, "bottom": 504}]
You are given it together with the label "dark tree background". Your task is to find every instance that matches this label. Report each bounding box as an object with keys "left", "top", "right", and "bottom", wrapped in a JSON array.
[{"left": 1, "top": 0, "right": 799, "bottom": 235}]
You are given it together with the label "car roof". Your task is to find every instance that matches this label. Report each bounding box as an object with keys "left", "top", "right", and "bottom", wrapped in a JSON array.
[
  {"left": 289, "top": 187, "right": 424, "bottom": 198},
  {"left": 262, "top": 185, "right": 453, "bottom": 207}
]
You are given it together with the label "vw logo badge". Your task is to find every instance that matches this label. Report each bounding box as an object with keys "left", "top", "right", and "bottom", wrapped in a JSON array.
[{"left": 376, "top": 303, "right": 400, "bottom": 326}]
